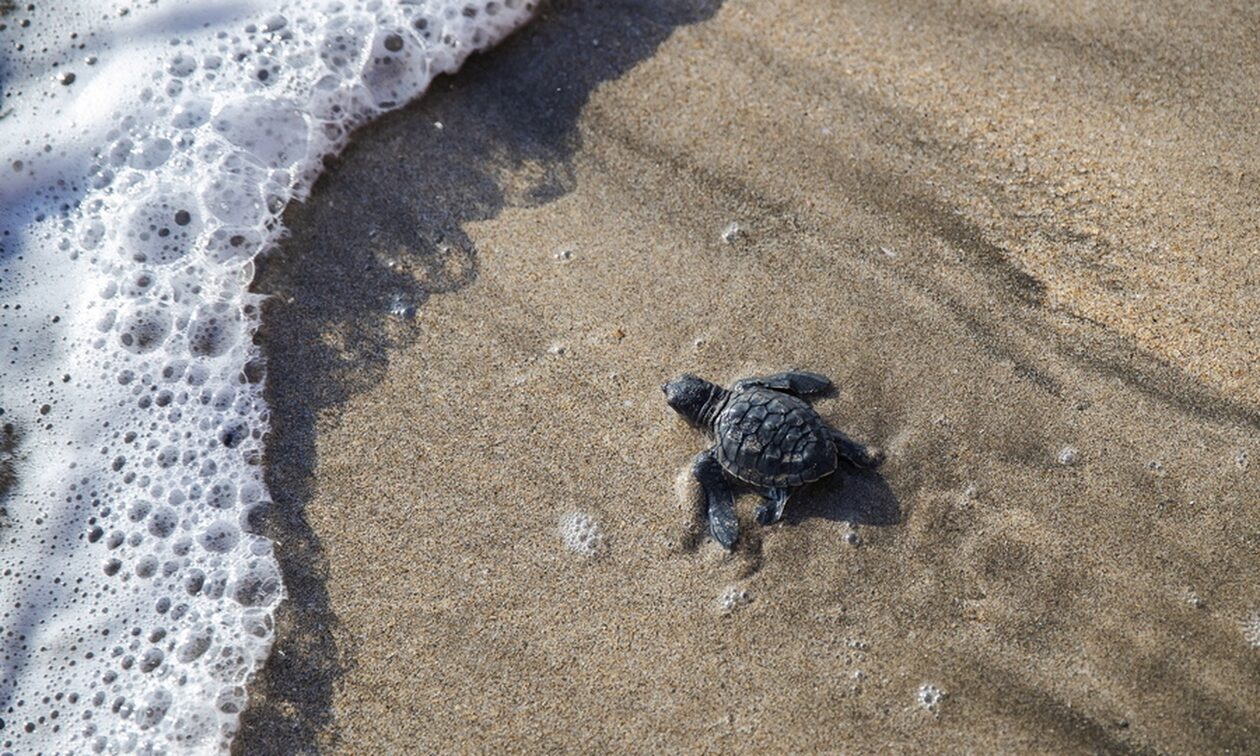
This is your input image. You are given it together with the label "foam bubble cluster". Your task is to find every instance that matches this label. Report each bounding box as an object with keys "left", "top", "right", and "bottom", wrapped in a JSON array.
[
  {"left": 916, "top": 683, "right": 946, "bottom": 711},
  {"left": 560, "top": 512, "right": 607, "bottom": 558},
  {"left": 0, "top": 0, "right": 533, "bottom": 751},
  {"left": 1243, "top": 611, "right": 1260, "bottom": 649},
  {"left": 717, "top": 585, "right": 751, "bottom": 614}
]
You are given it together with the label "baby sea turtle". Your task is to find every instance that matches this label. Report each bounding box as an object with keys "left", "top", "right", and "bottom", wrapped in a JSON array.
[{"left": 662, "top": 371, "right": 882, "bottom": 549}]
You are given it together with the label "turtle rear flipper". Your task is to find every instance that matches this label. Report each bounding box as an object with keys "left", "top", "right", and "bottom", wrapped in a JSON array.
[
  {"left": 692, "top": 448, "right": 739, "bottom": 549},
  {"left": 756, "top": 487, "right": 790, "bottom": 525},
  {"left": 733, "top": 371, "right": 833, "bottom": 397},
  {"left": 831, "top": 428, "right": 883, "bottom": 469}
]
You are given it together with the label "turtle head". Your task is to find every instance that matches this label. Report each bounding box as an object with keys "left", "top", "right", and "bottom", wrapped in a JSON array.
[{"left": 662, "top": 373, "right": 724, "bottom": 427}]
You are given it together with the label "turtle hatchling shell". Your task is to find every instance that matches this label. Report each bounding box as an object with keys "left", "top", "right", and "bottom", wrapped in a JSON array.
[{"left": 714, "top": 386, "right": 837, "bottom": 487}]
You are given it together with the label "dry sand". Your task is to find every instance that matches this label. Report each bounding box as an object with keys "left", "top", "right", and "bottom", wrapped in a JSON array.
[{"left": 238, "top": 0, "right": 1260, "bottom": 752}]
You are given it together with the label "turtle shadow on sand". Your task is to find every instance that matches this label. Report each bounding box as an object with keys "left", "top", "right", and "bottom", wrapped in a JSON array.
[{"left": 785, "top": 457, "right": 901, "bottom": 529}]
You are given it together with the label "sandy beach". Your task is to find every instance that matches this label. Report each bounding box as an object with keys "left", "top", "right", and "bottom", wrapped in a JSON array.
[{"left": 238, "top": 0, "right": 1259, "bottom": 752}]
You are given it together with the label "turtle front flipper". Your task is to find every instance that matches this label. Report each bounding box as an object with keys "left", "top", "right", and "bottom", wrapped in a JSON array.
[
  {"left": 831, "top": 428, "right": 884, "bottom": 469},
  {"left": 756, "top": 487, "right": 790, "bottom": 525},
  {"left": 733, "top": 371, "right": 833, "bottom": 397},
  {"left": 692, "top": 448, "right": 739, "bottom": 549}
]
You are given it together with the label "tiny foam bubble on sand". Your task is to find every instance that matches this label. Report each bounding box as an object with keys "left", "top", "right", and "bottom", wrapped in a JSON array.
[
  {"left": 720, "top": 220, "right": 747, "bottom": 243},
  {"left": 560, "top": 511, "right": 607, "bottom": 558},
  {"left": 917, "top": 683, "right": 947, "bottom": 711},
  {"left": 389, "top": 293, "right": 418, "bottom": 320},
  {"left": 718, "top": 585, "right": 752, "bottom": 614},
  {"left": 1243, "top": 611, "right": 1260, "bottom": 649},
  {"left": 1178, "top": 588, "right": 1207, "bottom": 610}
]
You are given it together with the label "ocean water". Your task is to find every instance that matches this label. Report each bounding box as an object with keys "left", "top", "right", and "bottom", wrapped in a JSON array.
[{"left": 0, "top": 0, "right": 533, "bottom": 751}]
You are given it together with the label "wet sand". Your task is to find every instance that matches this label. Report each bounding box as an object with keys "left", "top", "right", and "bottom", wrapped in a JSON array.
[{"left": 238, "top": 0, "right": 1260, "bottom": 752}]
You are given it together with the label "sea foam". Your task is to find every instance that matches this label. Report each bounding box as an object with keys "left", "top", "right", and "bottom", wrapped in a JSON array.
[{"left": 0, "top": 0, "right": 533, "bottom": 751}]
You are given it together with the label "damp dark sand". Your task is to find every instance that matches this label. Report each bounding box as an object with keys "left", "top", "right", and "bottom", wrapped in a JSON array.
[{"left": 237, "top": 1, "right": 1260, "bottom": 752}]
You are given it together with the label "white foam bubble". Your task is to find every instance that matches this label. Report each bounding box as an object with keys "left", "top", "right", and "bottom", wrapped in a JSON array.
[
  {"left": 916, "top": 683, "right": 946, "bottom": 711},
  {"left": 717, "top": 585, "right": 751, "bottom": 614},
  {"left": 1056, "top": 445, "right": 1081, "bottom": 466},
  {"left": 1243, "top": 612, "right": 1260, "bottom": 649},
  {"left": 719, "top": 220, "right": 747, "bottom": 244},
  {"left": 0, "top": 0, "right": 534, "bottom": 751},
  {"left": 1177, "top": 588, "right": 1207, "bottom": 610},
  {"left": 560, "top": 512, "right": 607, "bottom": 558}
]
